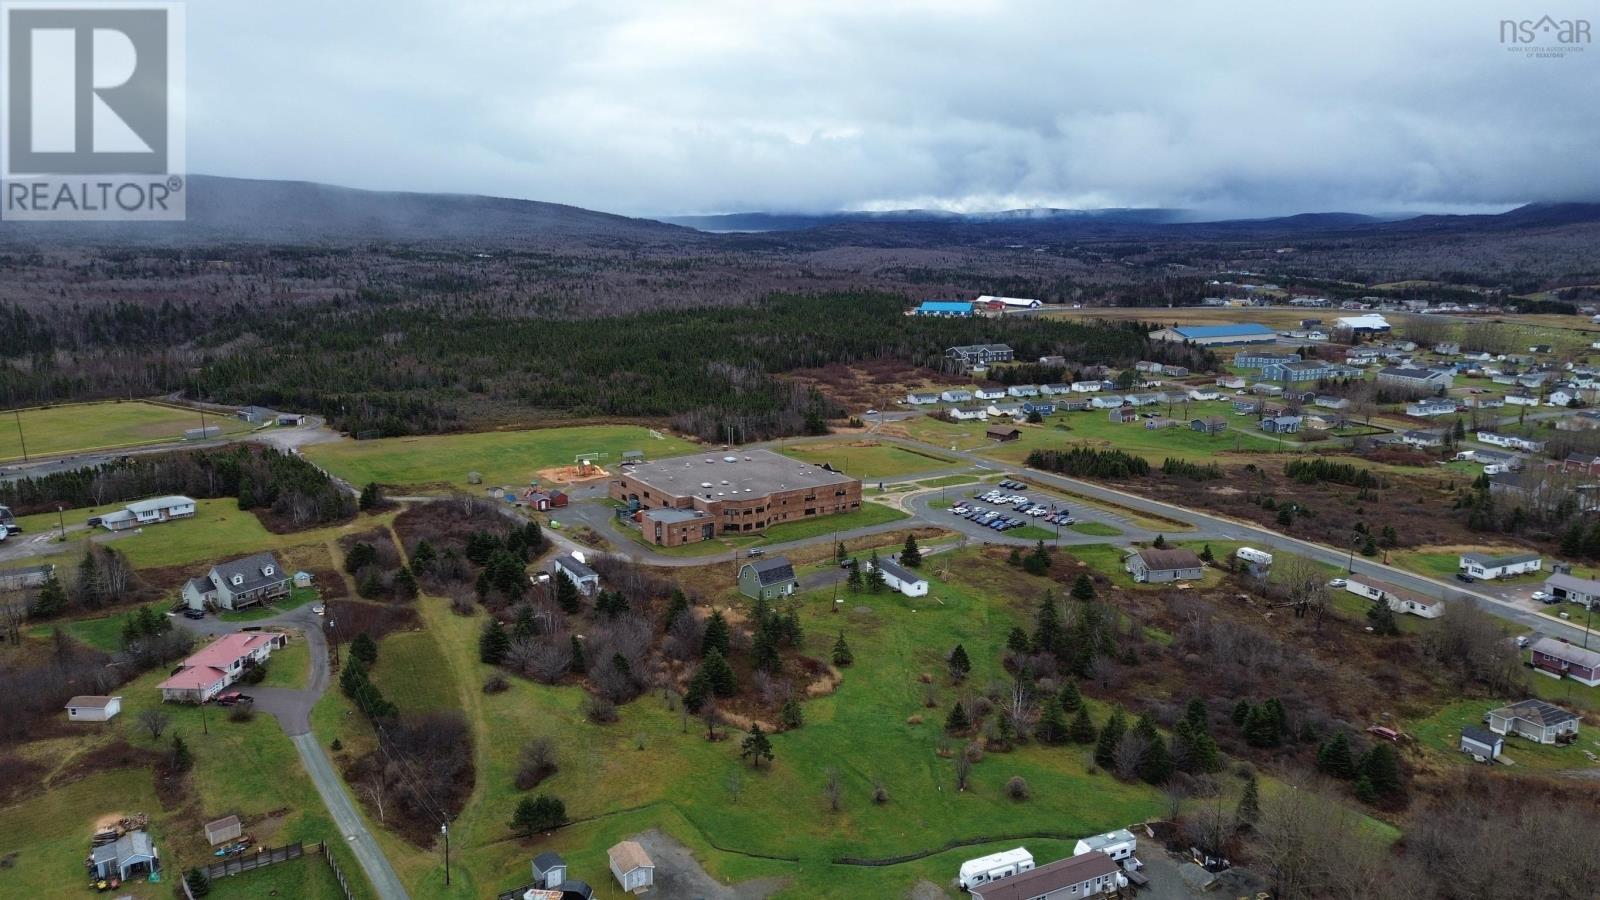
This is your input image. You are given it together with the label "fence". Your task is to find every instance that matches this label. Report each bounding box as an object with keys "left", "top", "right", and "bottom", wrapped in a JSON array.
[
  {"left": 202, "top": 841, "right": 303, "bottom": 880},
  {"left": 320, "top": 840, "right": 358, "bottom": 900}
]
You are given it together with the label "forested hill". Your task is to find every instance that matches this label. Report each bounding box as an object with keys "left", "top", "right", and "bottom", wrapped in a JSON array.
[{"left": 0, "top": 292, "right": 1205, "bottom": 441}]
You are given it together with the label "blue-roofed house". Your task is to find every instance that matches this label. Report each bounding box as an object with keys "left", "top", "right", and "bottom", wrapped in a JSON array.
[
  {"left": 913, "top": 300, "right": 974, "bottom": 317},
  {"left": 1149, "top": 323, "right": 1277, "bottom": 345}
]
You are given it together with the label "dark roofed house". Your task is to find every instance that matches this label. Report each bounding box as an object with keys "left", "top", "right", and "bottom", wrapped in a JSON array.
[
  {"left": 946, "top": 344, "right": 1015, "bottom": 367},
  {"left": 1125, "top": 547, "right": 1204, "bottom": 583},
  {"left": 553, "top": 555, "right": 600, "bottom": 597},
  {"left": 182, "top": 552, "right": 290, "bottom": 611},
  {"left": 1487, "top": 699, "right": 1580, "bottom": 744},
  {"left": 531, "top": 851, "right": 568, "bottom": 890},
  {"left": 1459, "top": 725, "right": 1503, "bottom": 760},
  {"left": 1530, "top": 637, "right": 1600, "bottom": 687},
  {"left": 738, "top": 556, "right": 798, "bottom": 601},
  {"left": 987, "top": 426, "right": 1021, "bottom": 442},
  {"left": 1190, "top": 416, "right": 1228, "bottom": 435},
  {"left": 970, "top": 851, "right": 1123, "bottom": 900}
]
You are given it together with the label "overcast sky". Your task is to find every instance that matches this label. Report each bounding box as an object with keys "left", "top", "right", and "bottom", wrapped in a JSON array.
[{"left": 190, "top": 1, "right": 1599, "bottom": 217}]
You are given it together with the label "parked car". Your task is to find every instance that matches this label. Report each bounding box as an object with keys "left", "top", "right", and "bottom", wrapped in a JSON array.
[
  {"left": 1328, "top": 578, "right": 1348, "bottom": 588},
  {"left": 1531, "top": 590, "right": 1551, "bottom": 603},
  {"left": 1515, "top": 635, "right": 1531, "bottom": 648},
  {"left": 1455, "top": 573, "right": 1475, "bottom": 583},
  {"left": 215, "top": 691, "right": 253, "bottom": 706},
  {"left": 181, "top": 608, "right": 205, "bottom": 620},
  {"left": 747, "top": 548, "right": 765, "bottom": 557}
]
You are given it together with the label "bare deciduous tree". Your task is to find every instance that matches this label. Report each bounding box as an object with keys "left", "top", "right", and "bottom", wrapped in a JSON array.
[{"left": 137, "top": 709, "right": 171, "bottom": 740}]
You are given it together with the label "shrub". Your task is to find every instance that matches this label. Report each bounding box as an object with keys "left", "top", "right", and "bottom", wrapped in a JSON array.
[
  {"left": 515, "top": 737, "right": 558, "bottom": 790},
  {"left": 482, "top": 674, "right": 509, "bottom": 694},
  {"left": 1006, "top": 776, "right": 1030, "bottom": 801},
  {"left": 582, "top": 695, "right": 618, "bottom": 724}
]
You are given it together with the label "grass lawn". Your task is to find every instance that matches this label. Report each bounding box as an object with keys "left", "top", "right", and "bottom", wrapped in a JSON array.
[
  {"left": 1009, "top": 525, "right": 1058, "bottom": 541},
  {"left": 313, "top": 533, "right": 1165, "bottom": 899},
  {"left": 1409, "top": 698, "right": 1600, "bottom": 773},
  {"left": 205, "top": 853, "right": 350, "bottom": 900},
  {"left": 1391, "top": 548, "right": 1554, "bottom": 585},
  {"left": 258, "top": 637, "right": 312, "bottom": 690},
  {"left": 28, "top": 612, "right": 133, "bottom": 653},
  {"left": 758, "top": 503, "right": 910, "bottom": 545},
  {"left": 302, "top": 425, "right": 697, "bottom": 492},
  {"left": 776, "top": 440, "right": 957, "bottom": 481},
  {"left": 0, "top": 400, "right": 250, "bottom": 463},
  {"left": 1068, "top": 521, "right": 1122, "bottom": 537}
]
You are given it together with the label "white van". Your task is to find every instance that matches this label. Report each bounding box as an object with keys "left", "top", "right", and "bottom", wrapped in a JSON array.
[{"left": 958, "top": 848, "right": 1034, "bottom": 890}]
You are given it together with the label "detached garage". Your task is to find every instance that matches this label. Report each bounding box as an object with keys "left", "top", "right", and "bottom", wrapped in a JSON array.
[
  {"left": 65, "top": 695, "right": 122, "bottom": 722},
  {"left": 1458, "top": 725, "right": 1502, "bottom": 761}
]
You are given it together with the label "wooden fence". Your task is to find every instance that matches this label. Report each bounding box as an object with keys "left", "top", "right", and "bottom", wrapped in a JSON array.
[
  {"left": 320, "top": 840, "right": 358, "bottom": 900},
  {"left": 202, "top": 841, "right": 303, "bottom": 880}
]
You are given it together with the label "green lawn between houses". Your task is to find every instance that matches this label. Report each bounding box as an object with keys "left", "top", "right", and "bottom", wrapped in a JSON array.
[
  {"left": 1408, "top": 698, "right": 1600, "bottom": 774},
  {"left": 0, "top": 400, "right": 251, "bottom": 463},
  {"left": 0, "top": 642, "right": 374, "bottom": 900},
  {"left": 310, "top": 547, "right": 1168, "bottom": 900},
  {"left": 302, "top": 425, "right": 698, "bottom": 493}
]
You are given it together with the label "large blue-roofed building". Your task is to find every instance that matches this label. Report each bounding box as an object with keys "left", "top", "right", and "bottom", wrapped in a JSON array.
[
  {"left": 1148, "top": 323, "right": 1277, "bottom": 346},
  {"left": 913, "top": 300, "right": 974, "bottom": 317}
]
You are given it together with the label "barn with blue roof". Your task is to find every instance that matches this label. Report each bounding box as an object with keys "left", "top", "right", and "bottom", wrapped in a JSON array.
[
  {"left": 1149, "top": 322, "right": 1277, "bottom": 346},
  {"left": 912, "top": 300, "right": 974, "bottom": 317}
]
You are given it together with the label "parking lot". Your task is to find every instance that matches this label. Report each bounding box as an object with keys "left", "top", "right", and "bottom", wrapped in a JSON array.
[{"left": 916, "top": 478, "right": 1161, "bottom": 546}]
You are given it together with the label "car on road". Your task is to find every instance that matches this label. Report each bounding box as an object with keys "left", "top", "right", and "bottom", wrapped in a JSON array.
[
  {"left": 312, "top": 604, "right": 326, "bottom": 615},
  {"left": 1532, "top": 590, "right": 1551, "bottom": 603},
  {"left": 1328, "top": 578, "right": 1348, "bottom": 588},
  {"left": 1515, "top": 635, "right": 1531, "bottom": 648},
  {"left": 839, "top": 558, "right": 856, "bottom": 569},
  {"left": 865, "top": 409, "right": 878, "bottom": 416},
  {"left": 181, "top": 608, "right": 205, "bottom": 620},
  {"left": 1455, "top": 573, "right": 1475, "bottom": 583},
  {"left": 747, "top": 548, "right": 766, "bottom": 557}
]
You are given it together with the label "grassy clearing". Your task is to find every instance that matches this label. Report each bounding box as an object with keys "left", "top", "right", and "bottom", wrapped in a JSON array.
[
  {"left": 777, "top": 440, "right": 957, "bottom": 480},
  {"left": 220, "top": 586, "right": 322, "bottom": 622},
  {"left": 205, "top": 853, "right": 349, "bottom": 900},
  {"left": 302, "top": 425, "right": 697, "bottom": 492},
  {"left": 1409, "top": 698, "right": 1599, "bottom": 773},
  {"left": 1068, "top": 521, "right": 1122, "bottom": 537},
  {"left": 258, "top": 637, "right": 312, "bottom": 690},
  {"left": 918, "top": 474, "right": 980, "bottom": 488},
  {"left": 0, "top": 400, "right": 250, "bottom": 463},
  {"left": 758, "top": 503, "right": 910, "bottom": 545}
]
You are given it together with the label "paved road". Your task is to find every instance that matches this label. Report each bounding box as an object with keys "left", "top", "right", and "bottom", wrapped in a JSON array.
[{"left": 293, "top": 731, "right": 411, "bottom": 900}]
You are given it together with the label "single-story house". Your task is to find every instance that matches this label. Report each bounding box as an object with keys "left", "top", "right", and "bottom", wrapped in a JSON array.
[
  {"left": 1260, "top": 415, "right": 1302, "bottom": 434},
  {"left": 276, "top": 413, "right": 307, "bottom": 426},
  {"left": 940, "top": 389, "right": 974, "bottom": 404},
  {"left": 1406, "top": 398, "right": 1458, "bottom": 417},
  {"left": 970, "top": 850, "right": 1123, "bottom": 900},
  {"left": 906, "top": 392, "right": 940, "bottom": 406},
  {"left": 159, "top": 632, "right": 287, "bottom": 703},
  {"left": 523, "top": 489, "right": 569, "bottom": 511},
  {"left": 1314, "top": 395, "right": 1350, "bottom": 410},
  {"left": 205, "top": 815, "right": 243, "bottom": 847},
  {"left": 1187, "top": 387, "right": 1220, "bottom": 401},
  {"left": 1549, "top": 389, "right": 1577, "bottom": 407},
  {"left": 1544, "top": 572, "right": 1600, "bottom": 609},
  {"left": 88, "top": 830, "right": 159, "bottom": 882},
  {"left": 1337, "top": 313, "right": 1392, "bottom": 333},
  {"left": 1400, "top": 429, "right": 1444, "bottom": 448},
  {"left": 948, "top": 406, "right": 988, "bottom": 421},
  {"left": 1144, "top": 416, "right": 1178, "bottom": 430},
  {"left": 1377, "top": 366, "right": 1452, "bottom": 392},
  {"left": 976, "top": 295, "right": 1042, "bottom": 310},
  {"left": 1070, "top": 380, "right": 1105, "bottom": 393},
  {"left": 872, "top": 556, "right": 929, "bottom": 597},
  {"left": 1007, "top": 384, "right": 1040, "bottom": 398},
  {"left": 1039, "top": 355, "right": 1067, "bottom": 367},
  {"left": 1216, "top": 375, "right": 1246, "bottom": 389},
  {"left": 1108, "top": 407, "right": 1139, "bottom": 424},
  {"left": 1090, "top": 395, "right": 1126, "bottom": 410},
  {"left": 237, "top": 405, "right": 278, "bottom": 423},
  {"left": 987, "top": 426, "right": 1021, "bottom": 442},
  {"left": 1190, "top": 416, "right": 1228, "bottom": 435},
  {"left": 1530, "top": 637, "right": 1600, "bottom": 687},
  {"left": 65, "top": 695, "right": 122, "bottom": 722},
  {"left": 1021, "top": 401, "right": 1055, "bottom": 417},
  {"left": 738, "top": 556, "right": 798, "bottom": 601},
  {"left": 1487, "top": 699, "right": 1580, "bottom": 744},
  {"left": 553, "top": 555, "right": 600, "bottom": 597},
  {"left": 98, "top": 495, "right": 197, "bottom": 532},
  {"left": 975, "top": 386, "right": 1007, "bottom": 400},
  {"left": 1477, "top": 432, "right": 1545, "bottom": 453},
  {"left": 1040, "top": 383, "right": 1073, "bottom": 396},
  {"left": 183, "top": 552, "right": 291, "bottom": 611},
  {"left": 1458, "top": 552, "right": 1541, "bottom": 580},
  {"left": 1459, "top": 725, "right": 1503, "bottom": 760},
  {"left": 1250, "top": 383, "right": 1285, "bottom": 397},
  {"left": 1055, "top": 398, "right": 1091, "bottom": 412},
  {"left": 608, "top": 840, "right": 654, "bottom": 894},
  {"left": 1125, "top": 393, "right": 1162, "bottom": 407},
  {"left": 1345, "top": 577, "right": 1443, "bottom": 619},
  {"left": 1505, "top": 393, "right": 1540, "bottom": 408},
  {"left": 1434, "top": 342, "right": 1461, "bottom": 355},
  {"left": 987, "top": 402, "right": 1024, "bottom": 418},
  {"left": 1125, "top": 547, "right": 1205, "bottom": 583}
]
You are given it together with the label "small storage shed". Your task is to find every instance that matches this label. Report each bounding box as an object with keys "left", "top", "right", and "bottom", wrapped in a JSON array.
[
  {"left": 65, "top": 695, "right": 122, "bottom": 722},
  {"left": 204, "top": 815, "right": 242, "bottom": 846},
  {"left": 88, "top": 830, "right": 159, "bottom": 881},
  {"left": 608, "top": 840, "right": 654, "bottom": 894},
  {"left": 531, "top": 851, "right": 568, "bottom": 889},
  {"left": 1459, "top": 725, "right": 1503, "bottom": 761}
]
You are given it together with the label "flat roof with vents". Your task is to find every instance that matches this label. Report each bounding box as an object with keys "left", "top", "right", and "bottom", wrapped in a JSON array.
[{"left": 616, "top": 449, "right": 857, "bottom": 500}]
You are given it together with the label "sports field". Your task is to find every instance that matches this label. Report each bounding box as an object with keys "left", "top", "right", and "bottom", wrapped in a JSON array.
[
  {"left": 302, "top": 425, "right": 697, "bottom": 491},
  {"left": 0, "top": 400, "right": 249, "bottom": 462}
]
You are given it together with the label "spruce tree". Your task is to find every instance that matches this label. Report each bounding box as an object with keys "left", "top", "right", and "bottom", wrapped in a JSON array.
[
  {"left": 1152, "top": 534, "right": 1167, "bottom": 549},
  {"left": 741, "top": 723, "right": 774, "bottom": 768},
  {"left": 1094, "top": 709, "right": 1126, "bottom": 768},
  {"left": 779, "top": 697, "right": 804, "bottom": 730},
  {"left": 901, "top": 534, "right": 923, "bottom": 568},
  {"left": 1070, "top": 705, "right": 1098, "bottom": 744},
  {"left": 1199, "top": 544, "right": 1215, "bottom": 563},
  {"left": 1006, "top": 626, "right": 1031, "bottom": 655},
  {"left": 846, "top": 564, "right": 863, "bottom": 591},
  {"left": 752, "top": 624, "right": 781, "bottom": 673},
  {"left": 393, "top": 566, "right": 419, "bottom": 599},
  {"left": 1059, "top": 679, "right": 1083, "bottom": 713},
  {"left": 569, "top": 635, "right": 585, "bottom": 674},
  {"left": 1232, "top": 699, "right": 1251, "bottom": 728},
  {"left": 1354, "top": 775, "right": 1378, "bottom": 804},
  {"left": 1185, "top": 697, "right": 1208, "bottom": 731},
  {"left": 1037, "top": 695, "right": 1069, "bottom": 744},
  {"left": 553, "top": 571, "right": 581, "bottom": 613},
  {"left": 410, "top": 539, "right": 438, "bottom": 574},
  {"left": 1359, "top": 743, "right": 1402, "bottom": 797},
  {"left": 1366, "top": 599, "right": 1400, "bottom": 636},
  {"left": 702, "top": 610, "right": 731, "bottom": 657},
  {"left": 1316, "top": 732, "right": 1356, "bottom": 779},
  {"left": 701, "top": 648, "right": 737, "bottom": 697},
  {"left": 1235, "top": 773, "right": 1261, "bottom": 831},
  {"left": 513, "top": 603, "right": 537, "bottom": 640},
  {"left": 683, "top": 669, "right": 710, "bottom": 713},
  {"left": 831, "top": 631, "right": 853, "bottom": 666},
  {"left": 350, "top": 632, "right": 378, "bottom": 666},
  {"left": 1070, "top": 573, "right": 1095, "bottom": 601},
  {"left": 1033, "top": 591, "right": 1063, "bottom": 657},
  {"left": 664, "top": 589, "right": 690, "bottom": 631},
  {"left": 944, "top": 701, "right": 970, "bottom": 733},
  {"left": 1134, "top": 714, "right": 1173, "bottom": 785},
  {"left": 947, "top": 644, "right": 972, "bottom": 681}
]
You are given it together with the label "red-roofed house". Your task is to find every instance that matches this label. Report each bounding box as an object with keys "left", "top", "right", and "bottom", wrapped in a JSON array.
[{"left": 159, "top": 632, "right": 286, "bottom": 703}]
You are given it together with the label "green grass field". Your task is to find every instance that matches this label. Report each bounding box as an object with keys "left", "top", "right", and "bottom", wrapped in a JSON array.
[
  {"left": 918, "top": 474, "right": 980, "bottom": 489},
  {"left": 1409, "top": 698, "right": 1599, "bottom": 773},
  {"left": 220, "top": 586, "right": 322, "bottom": 623},
  {"left": 258, "top": 637, "right": 312, "bottom": 690},
  {"left": 311, "top": 544, "right": 1166, "bottom": 900},
  {"left": 759, "top": 502, "right": 910, "bottom": 545},
  {"left": 302, "top": 425, "right": 698, "bottom": 492},
  {"left": 776, "top": 440, "right": 957, "bottom": 480},
  {"left": 1068, "top": 521, "right": 1122, "bottom": 537},
  {"left": 0, "top": 400, "right": 250, "bottom": 463},
  {"left": 205, "top": 853, "right": 350, "bottom": 900}
]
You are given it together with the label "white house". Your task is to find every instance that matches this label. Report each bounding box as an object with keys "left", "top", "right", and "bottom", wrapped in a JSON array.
[
  {"left": 1073, "top": 829, "right": 1137, "bottom": 863},
  {"left": 1548, "top": 389, "right": 1577, "bottom": 407},
  {"left": 906, "top": 392, "right": 940, "bottom": 406},
  {"left": 976, "top": 295, "right": 1043, "bottom": 310},
  {"left": 975, "top": 386, "right": 1007, "bottom": 400},
  {"left": 947, "top": 407, "right": 988, "bottom": 421},
  {"left": 1216, "top": 375, "right": 1246, "bottom": 389},
  {"left": 1505, "top": 393, "right": 1540, "bottom": 408},
  {"left": 1039, "top": 383, "right": 1073, "bottom": 396},
  {"left": 65, "top": 695, "right": 122, "bottom": 722},
  {"left": 987, "top": 402, "right": 1024, "bottom": 418},
  {"left": 1089, "top": 395, "right": 1125, "bottom": 409},
  {"left": 1187, "top": 387, "right": 1220, "bottom": 401},
  {"left": 872, "top": 556, "right": 929, "bottom": 597},
  {"left": 959, "top": 848, "right": 1035, "bottom": 891},
  {"left": 607, "top": 841, "right": 654, "bottom": 894},
  {"left": 1007, "top": 384, "right": 1040, "bottom": 398},
  {"left": 159, "top": 632, "right": 287, "bottom": 703},
  {"left": 1477, "top": 432, "right": 1545, "bottom": 453},
  {"left": 98, "top": 495, "right": 197, "bottom": 532},
  {"left": 1070, "top": 380, "right": 1105, "bottom": 393},
  {"left": 1458, "top": 551, "right": 1541, "bottom": 580},
  {"left": 553, "top": 554, "right": 600, "bottom": 597},
  {"left": 183, "top": 552, "right": 290, "bottom": 611},
  {"left": 940, "top": 389, "right": 973, "bottom": 404},
  {"left": 1345, "top": 577, "right": 1443, "bottom": 619},
  {"left": 1487, "top": 699, "right": 1580, "bottom": 745},
  {"left": 1406, "top": 398, "right": 1457, "bottom": 417}
]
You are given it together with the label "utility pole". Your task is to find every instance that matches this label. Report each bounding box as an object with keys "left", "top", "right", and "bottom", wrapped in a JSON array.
[
  {"left": 13, "top": 409, "right": 26, "bottom": 463},
  {"left": 441, "top": 823, "right": 450, "bottom": 886},
  {"left": 56, "top": 506, "right": 65, "bottom": 542}
]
